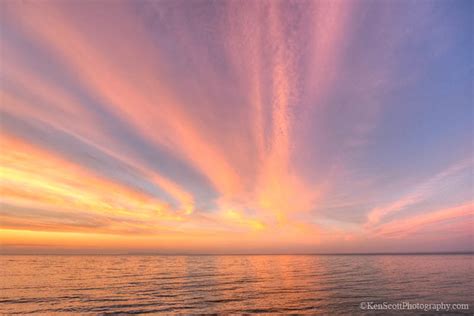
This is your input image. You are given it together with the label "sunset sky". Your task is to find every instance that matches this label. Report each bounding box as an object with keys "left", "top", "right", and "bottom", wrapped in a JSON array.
[{"left": 0, "top": 0, "right": 472, "bottom": 254}]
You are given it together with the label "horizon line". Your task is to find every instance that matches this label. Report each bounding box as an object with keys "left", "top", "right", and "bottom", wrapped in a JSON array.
[{"left": 1, "top": 251, "right": 473, "bottom": 256}]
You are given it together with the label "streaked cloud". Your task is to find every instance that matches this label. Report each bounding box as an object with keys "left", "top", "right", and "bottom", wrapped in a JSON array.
[
  {"left": 374, "top": 203, "right": 473, "bottom": 238},
  {"left": 0, "top": 0, "right": 472, "bottom": 253}
]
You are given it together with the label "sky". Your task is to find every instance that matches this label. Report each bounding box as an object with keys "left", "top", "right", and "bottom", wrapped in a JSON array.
[{"left": 0, "top": 0, "right": 472, "bottom": 254}]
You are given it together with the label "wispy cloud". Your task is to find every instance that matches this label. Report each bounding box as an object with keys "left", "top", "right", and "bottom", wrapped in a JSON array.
[
  {"left": 373, "top": 203, "right": 473, "bottom": 238},
  {"left": 366, "top": 159, "right": 472, "bottom": 227},
  {"left": 0, "top": 0, "right": 471, "bottom": 252}
]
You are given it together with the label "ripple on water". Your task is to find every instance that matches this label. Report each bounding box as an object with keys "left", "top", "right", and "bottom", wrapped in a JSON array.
[{"left": 0, "top": 255, "right": 473, "bottom": 314}]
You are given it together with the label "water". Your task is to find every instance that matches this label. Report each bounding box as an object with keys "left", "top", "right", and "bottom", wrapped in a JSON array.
[{"left": 1, "top": 255, "right": 472, "bottom": 314}]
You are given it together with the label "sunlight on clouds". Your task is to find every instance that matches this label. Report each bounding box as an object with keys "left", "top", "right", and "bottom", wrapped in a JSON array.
[
  {"left": 0, "top": 136, "right": 185, "bottom": 231},
  {"left": 0, "top": 0, "right": 471, "bottom": 253},
  {"left": 223, "top": 210, "right": 265, "bottom": 231}
]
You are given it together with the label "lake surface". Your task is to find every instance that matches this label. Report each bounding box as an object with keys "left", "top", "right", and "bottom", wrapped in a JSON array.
[{"left": 1, "top": 255, "right": 472, "bottom": 314}]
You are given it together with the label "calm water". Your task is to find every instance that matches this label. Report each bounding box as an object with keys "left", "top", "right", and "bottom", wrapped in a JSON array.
[{"left": 1, "top": 255, "right": 472, "bottom": 314}]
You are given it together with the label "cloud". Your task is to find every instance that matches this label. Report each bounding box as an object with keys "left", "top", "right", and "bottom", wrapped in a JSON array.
[
  {"left": 373, "top": 203, "right": 473, "bottom": 238},
  {"left": 366, "top": 160, "right": 472, "bottom": 226},
  {"left": 0, "top": 0, "right": 471, "bottom": 252}
]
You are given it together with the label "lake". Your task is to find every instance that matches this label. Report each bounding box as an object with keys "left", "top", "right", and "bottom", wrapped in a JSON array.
[{"left": 1, "top": 255, "right": 472, "bottom": 314}]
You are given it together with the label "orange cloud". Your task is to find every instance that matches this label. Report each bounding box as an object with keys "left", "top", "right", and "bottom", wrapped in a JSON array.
[
  {"left": 0, "top": 1, "right": 351, "bottom": 246},
  {"left": 0, "top": 135, "right": 185, "bottom": 232},
  {"left": 1, "top": 1, "right": 470, "bottom": 253},
  {"left": 4, "top": 1, "right": 246, "bottom": 201}
]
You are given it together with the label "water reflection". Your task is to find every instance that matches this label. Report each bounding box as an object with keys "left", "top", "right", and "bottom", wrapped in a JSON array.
[{"left": 1, "top": 255, "right": 472, "bottom": 314}]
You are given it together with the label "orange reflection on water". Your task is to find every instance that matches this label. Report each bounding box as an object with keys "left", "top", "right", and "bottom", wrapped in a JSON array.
[{"left": 1, "top": 255, "right": 472, "bottom": 314}]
